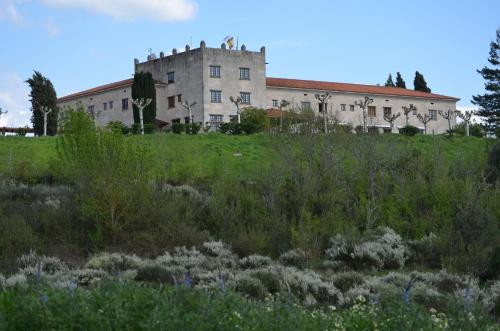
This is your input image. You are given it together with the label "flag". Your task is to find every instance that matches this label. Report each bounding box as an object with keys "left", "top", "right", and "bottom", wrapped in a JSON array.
[{"left": 224, "top": 36, "right": 235, "bottom": 49}]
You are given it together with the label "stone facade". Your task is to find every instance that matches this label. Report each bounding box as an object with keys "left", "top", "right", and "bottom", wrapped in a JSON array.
[
  {"left": 57, "top": 41, "right": 459, "bottom": 134},
  {"left": 266, "top": 85, "right": 457, "bottom": 134}
]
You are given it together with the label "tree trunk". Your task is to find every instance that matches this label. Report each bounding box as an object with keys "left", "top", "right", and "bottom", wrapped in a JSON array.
[{"left": 139, "top": 108, "right": 144, "bottom": 135}]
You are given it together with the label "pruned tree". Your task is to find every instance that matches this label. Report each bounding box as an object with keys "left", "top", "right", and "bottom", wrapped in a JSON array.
[
  {"left": 131, "top": 98, "right": 152, "bottom": 135},
  {"left": 181, "top": 100, "right": 197, "bottom": 133},
  {"left": 41, "top": 106, "right": 52, "bottom": 136},
  {"left": 315, "top": 92, "right": 332, "bottom": 134},
  {"left": 383, "top": 111, "right": 401, "bottom": 132},
  {"left": 385, "top": 74, "right": 395, "bottom": 87},
  {"left": 229, "top": 96, "right": 243, "bottom": 124},
  {"left": 402, "top": 104, "right": 417, "bottom": 126},
  {"left": 0, "top": 108, "right": 7, "bottom": 120},
  {"left": 355, "top": 96, "right": 374, "bottom": 133},
  {"left": 438, "top": 109, "right": 455, "bottom": 133},
  {"left": 416, "top": 113, "right": 432, "bottom": 134},
  {"left": 456, "top": 110, "right": 474, "bottom": 137},
  {"left": 472, "top": 29, "right": 500, "bottom": 135},
  {"left": 26, "top": 71, "right": 58, "bottom": 136},
  {"left": 278, "top": 100, "right": 290, "bottom": 133}
]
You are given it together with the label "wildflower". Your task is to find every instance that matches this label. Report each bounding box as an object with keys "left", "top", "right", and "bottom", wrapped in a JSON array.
[
  {"left": 184, "top": 270, "right": 193, "bottom": 288},
  {"left": 39, "top": 293, "right": 48, "bottom": 304},
  {"left": 328, "top": 305, "right": 336, "bottom": 311},
  {"left": 233, "top": 311, "right": 242, "bottom": 319}
]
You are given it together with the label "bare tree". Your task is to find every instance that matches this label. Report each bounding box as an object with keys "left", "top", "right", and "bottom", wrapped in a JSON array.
[
  {"left": 355, "top": 97, "right": 374, "bottom": 133},
  {"left": 315, "top": 93, "right": 331, "bottom": 134},
  {"left": 181, "top": 100, "right": 197, "bottom": 133},
  {"left": 416, "top": 113, "right": 432, "bottom": 134},
  {"left": 383, "top": 111, "right": 401, "bottom": 132},
  {"left": 278, "top": 100, "right": 290, "bottom": 133},
  {"left": 438, "top": 109, "right": 455, "bottom": 133},
  {"left": 402, "top": 104, "right": 417, "bottom": 126},
  {"left": 131, "top": 98, "right": 152, "bottom": 135},
  {"left": 41, "top": 106, "right": 52, "bottom": 136},
  {"left": 456, "top": 110, "right": 474, "bottom": 137},
  {"left": 0, "top": 107, "right": 7, "bottom": 120},
  {"left": 229, "top": 96, "right": 242, "bottom": 124}
]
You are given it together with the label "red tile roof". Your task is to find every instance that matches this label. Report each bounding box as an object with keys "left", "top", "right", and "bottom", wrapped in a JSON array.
[
  {"left": 58, "top": 78, "right": 134, "bottom": 102},
  {"left": 266, "top": 77, "right": 459, "bottom": 101}
]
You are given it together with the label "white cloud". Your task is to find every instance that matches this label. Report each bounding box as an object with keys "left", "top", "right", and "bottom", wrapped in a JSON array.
[
  {"left": 40, "top": 0, "right": 198, "bottom": 21},
  {"left": 44, "top": 16, "right": 60, "bottom": 37},
  {"left": 0, "top": 73, "right": 31, "bottom": 127},
  {"left": 0, "top": 1, "right": 25, "bottom": 26}
]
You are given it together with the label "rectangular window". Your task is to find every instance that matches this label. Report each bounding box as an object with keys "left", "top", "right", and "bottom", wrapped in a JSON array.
[
  {"left": 109, "top": 101, "right": 113, "bottom": 110},
  {"left": 239, "top": 68, "right": 250, "bottom": 80},
  {"left": 383, "top": 107, "right": 392, "bottom": 117},
  {"left": 177, "top": 94, "right": 182, "bottom": 102},
  {"left": 168, "top": 96, "right": 176, "bottom": 109},
  {"left": 272, "top": 100, "right": 279, "bottom": 108},
  {"left": 103, "top": 102, "right": 107, "bottom": 111},
  {"left": 240, "top": 92, "right": 251, "bottom": 105},
  {"left": 340, "top": 104, "right": 346, "bottom": 112},
  {"left": 122, "top": 98, "right": 129, "bottom": 110},
  {"left": 411, "top": 104, "right": 417, "bottom": 115},
  {"left": 210, "top": 65, "right": 221, "bottom": 78},
  {"left": 184, "top": 116, "right": 190, "bottom": 124},
  {"left": 368, "top": 106, "right": 376, "bottom": 118},
  {"left": 210, "top": 114, "right": 223, "bottom": 122},
  {"left": 167, "top": 72, "right": 175, "bottom": 84},
  {"left": 368, "top": 126, "right": 379, "bottom": 134},
  {"left": 350, "top": 104, "right": 355, "bottom": 112},
  {"left": 301, "top": 102, "right": 311, "bottom": 110},
  {"left": 87, "top": 105, "right": 94, "bottom": 113},
  {"left": 319, "top": 103, "right": 328, "bottom": 113},
  {"left": 429, "top": 109, "right": 437, "bottom": 121},
  {"left": 229, "top": 115, "right": 238, "bottom": 123},
  {"left": 211, "top": 90, "right": 222, "bottom": 103}
]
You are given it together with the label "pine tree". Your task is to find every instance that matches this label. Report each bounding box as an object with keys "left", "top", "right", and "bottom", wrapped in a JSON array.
[
  {"left": 26, "top": 71, "right": 58, "bottom": 136},
  {"left": 395, "top": 72, "right": 406, "bottom": 89},
  {"left": 414, "top": 71, "right": 431, "bottom": 93},
  {"left": 472, "top": 29, "right": 500, "bottom": 135},
  {"left": 132, "top": 72, "right": 156, "bottom": 125},
  {"left": 385, "top": 74, "right": 395, "bottom": 87}
]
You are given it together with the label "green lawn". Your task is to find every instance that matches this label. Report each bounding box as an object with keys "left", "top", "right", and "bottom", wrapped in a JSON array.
[{"left": 0, "top": 133, "right": 490, "bottom": 183}]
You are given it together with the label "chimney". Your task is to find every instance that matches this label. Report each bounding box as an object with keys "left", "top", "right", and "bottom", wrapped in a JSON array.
[
  {"left": 185, "top": 45, "right": 191, "bottom": 52},
  {"left": 241, "top": 44, "right": 247, "bottom": 51},
  {"left": 160, "top": 52, "right": 164, "bottom": 58},
  {"left": 260, "top": 46, "right": 266, "bottom": 54},
  {"left": 200, "top": 40, "right": 206, "bottom": 49},
  {"left": 221, "top": 43, "right": 226, "bottom": 50}
]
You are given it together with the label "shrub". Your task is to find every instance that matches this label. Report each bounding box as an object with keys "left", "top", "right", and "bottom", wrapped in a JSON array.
[
  {"left": 219, "top": 122, "right": 243, "bottom": 135},
  {"left": 184, "top": 123, "right": 201, "bottom": 135},
  {"left": 135, "top": 265, "right": 176, "bottom": 284},
  {"left": 486, "top": 141, "right": 500, "bottom": 184},
  {"left": 332, "top": 272, "right": 365, "bottom": 293},
  {"left": 143, "top": 123, "right": 155, "bottom": 134},
  {"left": 240, "top": 107, "right": 270, "bottom": 134},
  {"left": 451, "top": 123, "right": 485, "bottom": 137},
  {"left": 106, "top": 121, "right": 129, "bottom": 135},
  {"left": 249, "top": 267, "right": 284, "bottom": 294},
  {"left": 399, "top": 125, "right": 420, "bottom": 136},
  {"left": 279, "top": 249, "right": 307, "bottom": 268},
  {"left": 239, "top": 255, "right": 272, "bottom": 269},
  {"left": 235, "top": 275, "right": 268, "bottom": 300},
  {"left": 334, "top": 123, "right": 353, "bottom": 134},
  {"left": 483, "top": 280, "right": 500, "bottom": 316},
  {"left": 85, "top": 253, "right": 144, "bottom": 273},
  {"left": 172, "top": 123, "right": 184, "bottom": 134},
  {"left": 17, "top": 251, "right": 68, "bottom": 275}
]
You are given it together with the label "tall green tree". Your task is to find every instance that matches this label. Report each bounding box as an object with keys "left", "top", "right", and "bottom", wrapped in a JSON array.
[
  {"left": 132, "top": 72, "right": 156, "bottom": 125},
  {"left": 26, "top": 71, "right": 58, "bottom": 136},
  {"left": 385, "top": 74, "right": 395, "bottom": 87},
  {"left": 473, "top": 29, "right": 500, "bottom": 135},
  {"left": 395, "top": 72, "right": 406, "bottom": 88},
  {"left": 414, "top": 71, "right": 431, "bottom": 93}
]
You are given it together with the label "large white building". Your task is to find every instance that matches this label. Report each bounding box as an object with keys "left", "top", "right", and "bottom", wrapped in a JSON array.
[{"left": 57, "top": 41, "right": 459, "bottom": 134}]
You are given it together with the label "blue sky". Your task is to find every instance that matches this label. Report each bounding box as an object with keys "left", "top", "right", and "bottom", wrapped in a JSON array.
[{"left": 0, "top": 0, "right": 498, "bottom": 126}]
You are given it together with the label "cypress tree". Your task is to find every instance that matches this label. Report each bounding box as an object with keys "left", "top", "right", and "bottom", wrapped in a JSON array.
[
  {"left": 414, "top": 71, "right": 431, "bottom": 93},
  {"left": 472, "top": 29, "right": 500, "bottom": 135},
  {"left": 395, "top": 72, "right": 406, "bottom": 89},
  {"left": 385, "top": 74, "right": 395, "bottom": 87},
  {"left": 132, "top": 72, "right": 156, "bottom": 125},
  {"left": 26, "top": 71, "right": 58, "bottom": 136}
]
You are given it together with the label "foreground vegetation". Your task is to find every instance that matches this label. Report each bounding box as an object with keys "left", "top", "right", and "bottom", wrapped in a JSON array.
[
  {"left": 0, "top": 111, "right": 499, "bottom": 328},
  {"left": 1, "top": 282, "right": 497, "bottom": 331}
]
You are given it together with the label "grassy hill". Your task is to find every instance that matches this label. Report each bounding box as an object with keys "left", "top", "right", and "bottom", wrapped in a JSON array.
[{"left": 0, "top": 133, "right": 489, "bottom": 184}]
